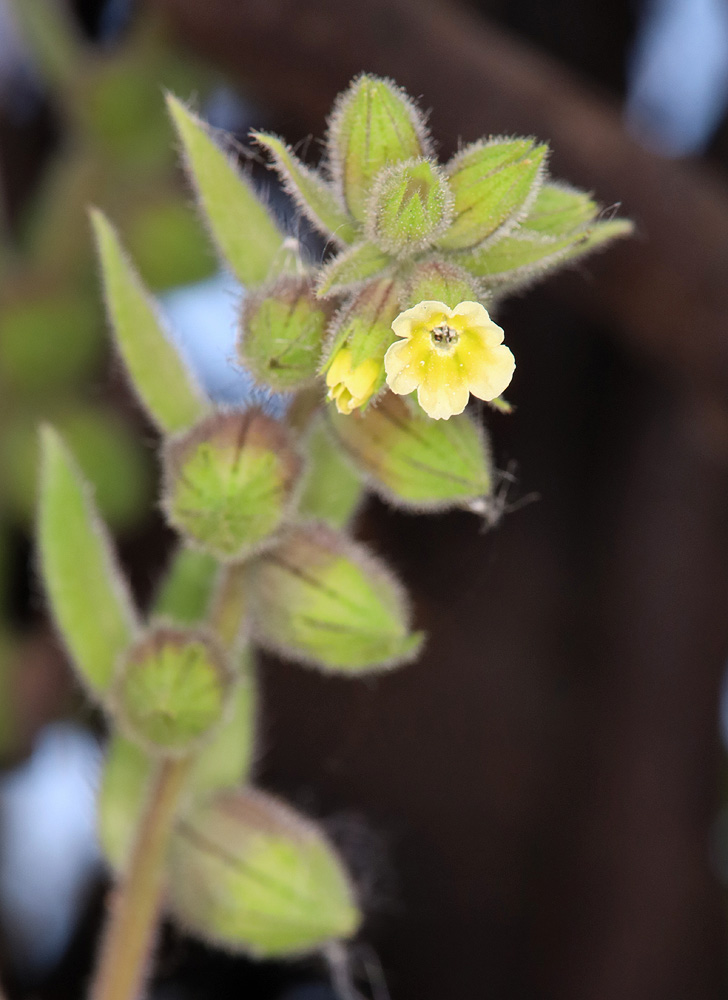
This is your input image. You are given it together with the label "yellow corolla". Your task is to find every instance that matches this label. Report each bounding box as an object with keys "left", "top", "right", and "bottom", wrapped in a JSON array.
[
  {"left": 325, "top": 346, "right": 382, "bottom": 415},
  {"left": 384, "top": 300, "right": 515, "bottom": 420}
]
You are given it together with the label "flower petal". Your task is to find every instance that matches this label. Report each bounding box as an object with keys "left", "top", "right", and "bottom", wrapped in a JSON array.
[
  {"left": 384, "top": 338, "right": 423, "bottom": 395},
  {"left": 391, "top": 300, "right": 450, "bottom": 340},
  {"left": 465, "top": 343, "right": 516, "bottom": 401}
]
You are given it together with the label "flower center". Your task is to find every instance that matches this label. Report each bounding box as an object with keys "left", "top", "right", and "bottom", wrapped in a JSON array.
[{"left": 430, "top": 323, "right": 459, "bottom": 350}]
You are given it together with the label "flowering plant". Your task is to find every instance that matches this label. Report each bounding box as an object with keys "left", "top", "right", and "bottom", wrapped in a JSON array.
[{"left": 35, "top": 75, "right": 630, "bottom": 1000}]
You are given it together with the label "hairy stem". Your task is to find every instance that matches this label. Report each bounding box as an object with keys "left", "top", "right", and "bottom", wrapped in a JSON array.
[
  {"left": 209, "top": 562, "right": 249, "bottom": 652},
  {"left": 89, "top": 756, "right": 192, "bottom": 1000}
]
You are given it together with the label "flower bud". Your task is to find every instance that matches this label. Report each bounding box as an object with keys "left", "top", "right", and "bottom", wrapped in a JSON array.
[
  {"left": 323, "top": 278, "right": 401, "bottom": 414},
  {"left": 327, "top": 392, "right": 491, "bottom": 509},
  {"left": 239, "top": 277, "right": 335, "bottom": 392},
  {"left": 167, "top": 788, "right": 361, "bottom": 958},
  {"left": 365, "top": 158, "right": 453, "bottom": 257},
  {"left": 114, "top": 626, "right": 232, "bottom": 757},
  {"left": 248, "top": 523, "right": 423, "bottom": 673},
  {"left": 438, "top": 137, "right": 547, "bottom": 251},
  {"left": 327, "top": 74, "right": 431, "bottom": 222},
  {"left": 163, "top": 410, "right": 303, "bottom": 561}
]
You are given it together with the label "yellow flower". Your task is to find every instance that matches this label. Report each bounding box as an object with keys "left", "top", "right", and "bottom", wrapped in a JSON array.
[
  {"left": 384, "top": 300, "right": 515, "bottom": 420},
  {"left": 325, "top": 346, "right": 381, "bottom": 414}
]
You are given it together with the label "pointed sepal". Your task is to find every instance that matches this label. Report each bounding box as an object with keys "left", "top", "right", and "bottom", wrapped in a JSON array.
[{"left": 316, "top": 241, "right": 391, "bottom": 298}]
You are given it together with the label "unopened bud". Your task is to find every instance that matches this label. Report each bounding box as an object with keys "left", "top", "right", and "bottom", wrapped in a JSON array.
[
  {"left": 327, "top": 392, "right": 492, "bottom": 510},
  {"left": 167, "top": 788, "right": 361, "bottom": 958},
  {"left": 327, "top": 74, "right": 431, "bottom": 222},
  {"left": 239, "top": 277, "right": 335, "bottom": 392},
  {"left": 365, "top": 158, "right": 453, "bottom": 257},
  {"left": 163, "top": 410, "right": 303, "bottom": 561},
  {"left": 323, "top": 278, "right": 401, "bottom": 414},
  {"left": 248, "top": 523, "right": 423, "bottom": 673},
  {"left": 114, "top": 626, "right": 231, "bottom": 757}
]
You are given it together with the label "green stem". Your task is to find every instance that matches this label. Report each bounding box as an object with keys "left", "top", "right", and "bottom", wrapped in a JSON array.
[
  {"left": 209, "top": 562, "right": 249, "bottom": 652},
  {"left": 89, "top": 756, "right": 192, "bottom": 1000}
]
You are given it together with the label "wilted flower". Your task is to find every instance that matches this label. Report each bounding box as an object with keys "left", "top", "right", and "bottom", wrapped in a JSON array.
[{"left": 384, "top": 300, "right": 515, "bottom": 420}]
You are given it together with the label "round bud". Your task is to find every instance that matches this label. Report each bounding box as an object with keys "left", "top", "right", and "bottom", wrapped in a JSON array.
[
  {"left": 365, "top": 157, "right": 453, "bottom": 257},
  {"left": 115, "top": 627, "right": 231, "bottom": 756},
  {"left": 162, "top": 410, "right": 303, "bottom": 561}
]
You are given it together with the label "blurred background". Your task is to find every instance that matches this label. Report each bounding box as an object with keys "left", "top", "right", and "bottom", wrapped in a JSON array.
[{"left": 2, "top": 0, "right": 728, "bottom": 998}]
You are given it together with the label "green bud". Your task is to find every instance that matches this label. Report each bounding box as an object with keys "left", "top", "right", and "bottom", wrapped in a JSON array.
[
  {"left": 365, "top": 158, "right": 453, "bottom": 257},
  {"left": 99, "top": 648, "right": 258, "bottom": 872},
  {"left": 327, "top": 392, "right": 491, "bottom": 509},
  {"left": 252, "top": 132, "right": 358, "bottom": 245},
  {"left": 168, "top": 788, "right": 361, "bottom": 958},
  {"left": 248, "top": 523, "right": 423, "bottom": 673},
  {"left": 316, "top": 241, "right": 391, "bottom": 298},
  {"left": 327, "top": 74, "right": 431, "bottom": 222},
  {"left": 323, "top": 279, "right": 402, "bottom": 414},
  {"left": 401, "top": 258, "right": 479, "bottom": 309},
  {"left": 163, "top": 411, "right": 303, "bottom": 561},
  {"left": 239, "top": 276, "right": 335, "bottom": 392},
  {"left": 114, "top": 626, "right": 232, "bottom": 757},
  {"left": 437, "top": 137, "right": 547, "bottom": 251}
]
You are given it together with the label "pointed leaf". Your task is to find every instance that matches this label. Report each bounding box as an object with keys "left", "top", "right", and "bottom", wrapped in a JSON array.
[
  {"left": 253, "top": 132, "right": 358, "bottom": 245},
  {"left": 523, "top": 182, "right": 598, "bottom": 235},
  {"left": 91, "top": 209, "right": 208, "bottom": 434},
  {"left": 166, "top": 95, "right": 284, "bottom": 287},
  {"left": 316, "top": 242, "right": 391, "bottom": 298},
  {"left": 38, "top": 427, "right": 139, "bottom": 698},
  {"left": 153, "top": 545, "right": 220, "bottom": 625}
]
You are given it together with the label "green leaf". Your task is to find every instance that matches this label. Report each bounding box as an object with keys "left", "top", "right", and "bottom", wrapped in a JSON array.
[
  {"left": 166, "top": 94, "right": 284, "bottom": 287},
  {"left": 37, "top": 427, "right": 139, "bottom": 698},
  {"left": 153, "top": 545, "right": 220, "bottom": 625},
  {"left": 90, "top": 209, "right": 208, "bottom": 434},
  {"left": 249, "top": 524, "right": 423, "bottom": 673},
  {"left": 438, "top": 138, "right": 547, "bottom": 251},
  {"left": 298, "top": 416, "right": 363, "bottom": 528},
  {"left": 316, "top": 242, "right": 391, "bottom": 297},
  {"left": 327, "top": 74, "right": 431, "bottom": 222},
  {"left": 253, "top": 132, "right": 358, "bottom": 245},
  {"left": 326, "top": 393, "right": 491, "bottom": 509}
]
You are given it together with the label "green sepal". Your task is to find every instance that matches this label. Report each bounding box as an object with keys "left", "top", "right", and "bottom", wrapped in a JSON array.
[
  {"left": 324, "top": 278, "right": 401, "bottom": 373},
  {"left": 153, "top": 545, "right": 220, "bottom": 625},
  {"left": 248, "top": 523, "right": 423, "bottom": 674},
  {"left": 522, "top": 182, "right": 599, "bottom": 235},
  {"left": 163, "top": 410, "right": 304, "bottom": 562},
  {"left": 365, "top": 157, "right": 453, "bottom": 257},
  {"left": 166, "top": 94, "right": 284, "bottom": 287},
  {"left": 401, "top": 258, "right": 479, "bottom": 309},
  {"left": 114, "top": 626, "right": 232, "bottom": 757},
  {"left": 298, "top": 416, "right": 363, "bottom": 528},
  {"left": 316, "top": 241, "right": 391, "bottom": 298},
  {"left": 168, "top": 788, "right": 360, "bottom": 957},
  {"left": 37, "top": 427, "right": 139, "bottom": 698},
  {"left": 239, "top": 276, "right": 335, "bottom": 391},
  {"left": 327, "top": 393, "right": 491, "bottom": 509},
  {"left": 90, "top": 209, "right": 209, "bottom": 435},
  {"left": 437, "top": 137, "right": 547, "bottom": 251},
  {"left": 326, "top": 74, "right": 431, "bottom": 222},
  {"left": 252, "top": 132, "right": 358, "bottom": 245},
  {"left": 458, "top": 217, "right": 633, "bottom": 292}
]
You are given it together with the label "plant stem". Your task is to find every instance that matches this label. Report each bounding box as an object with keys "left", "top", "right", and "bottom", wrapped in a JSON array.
[
  {"left": 89, "top": 755, "right": 192, "bottom": 1000},
  {"left": 210, "top": 562, "right": 249, "bottom": 652}
]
